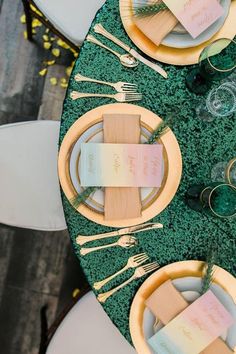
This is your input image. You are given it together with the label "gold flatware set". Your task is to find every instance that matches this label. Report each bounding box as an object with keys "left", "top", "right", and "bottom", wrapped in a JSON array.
[{"left": 76, "top": 222, "right": 162, "bottom": 301}]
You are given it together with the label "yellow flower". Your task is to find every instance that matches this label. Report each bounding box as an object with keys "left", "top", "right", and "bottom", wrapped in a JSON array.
[
  {"left": 43, "top": 42, "right": 51, "bottom": 50},
  {"left": 57, "top": 39, "right": 70, "bottom": 49},
  {"left": 72, "top": 288, "right": 80, "bottom": 298},
  {"left": 60, "top": 78, "right": 68, "bottom": 88},
  {"left": 23, "top": 31, "right": 27, "bottom": 39},
  {"left": 45, "top": 28, "right": 50, "bottom": 34},
  {"left": 32, "top": 19, "right": 42, "bottom": 28},
  {"left": 20, "top": 14, "right": 26, "bottom": 24},
  {"left": 32, "top": 29, "right": 37, "bottom": 34},
  {"left": 52, "top": 48, "right": 60, "bottom": 57},
  {"left": 74, "top": 52, "right": 79, "bottom": 58},
  {"left": 39, "top": 68, "right": 47, "bottom": 76},
  {"left": 66, "top": 66, "right": 72, "bottom": 77},
  {"left": 43, "top": 35, "right": 49, "bottom": 42},
  {"left": 61, "top": 78, "right": 67, "bottom": 84},
  {"left": 50, "top": 37, "right": 56, "bottom": 41},
  {"left": 46, "top": 60, "right": 56, "bottom": 66},
  {"left": 50, "top": 77, "right": 58, "bottom": 86}
]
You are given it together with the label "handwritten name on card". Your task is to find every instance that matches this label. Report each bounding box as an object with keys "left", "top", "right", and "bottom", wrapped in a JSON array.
[
  {"left": 148, "top": 290, "right": 234, "bottom": 354},
  {"left": 80, "top": 143, "right": 163, "bottom": 187},
  {"left": 162, "top": 0, "right": 224, "bottom": 38}
]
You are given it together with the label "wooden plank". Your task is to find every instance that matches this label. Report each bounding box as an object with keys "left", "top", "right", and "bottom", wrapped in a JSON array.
[
  {"left": 5, "top": 228, "right": 71, "bottom": 296},
  {"left": 0, "top": 285, "right": 58, "bottom": 354},
  {"left": 0, "top": 0, "right": 48, "bottom": 121},
  {"left": 38, "top": 65, "right": 67, "bottom": 121},
  {"left": 0, "top": 226, "right": 14, "bottom": 303}
]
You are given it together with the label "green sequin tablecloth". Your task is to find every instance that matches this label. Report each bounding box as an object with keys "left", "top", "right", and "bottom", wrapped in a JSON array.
[{"left": 59, "top": 0, "right": 236, "bottom": 344}]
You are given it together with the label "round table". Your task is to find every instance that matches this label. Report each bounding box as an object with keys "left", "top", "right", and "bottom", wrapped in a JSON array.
[{"left": 59, "top": 0, "right": 236, "bottom": 345}]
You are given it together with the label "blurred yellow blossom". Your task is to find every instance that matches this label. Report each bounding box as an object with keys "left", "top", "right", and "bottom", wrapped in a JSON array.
[
  {"left": 39, "top": 68, "right": 47, "bottom": 76},
  {"left": 60, "top": 78, "right": 68, "bottom": 88},
  {"left": 43, "top": 35, "right": 49, "bottom": 42},
  {"left": 52, "top": 48, "right": 60, "bottom": 57},
  {"left": 46, "top": 60, "right": 56, "bottom": 66},
  {"left": 66, "top": 66, "right": 73, "bottom": 77},
  {"left": 50, "top": 77, "right": 58, "bottom": 86},
  {"left": 57, "top": 39, "right": 70, "bottom": 49},
  {"left": 20, "top": 14, "right": 26, "bottom": 24},
  {"left": 43, "top": 42, "right": 51, "bottom": 50},
  {"left": 32, "top": 19, "right": 42, "bottom": 28}
]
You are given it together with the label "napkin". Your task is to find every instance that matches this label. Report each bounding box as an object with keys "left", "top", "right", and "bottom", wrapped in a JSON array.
[
  {"left": 103, "top": 114, "right": 142, "bottom": 220},
  {"left": 145, "top": 279, "right": 233, "bottom": 354},
  {"left": 133, "top": 0, "right": 178, "bottom": 47}
]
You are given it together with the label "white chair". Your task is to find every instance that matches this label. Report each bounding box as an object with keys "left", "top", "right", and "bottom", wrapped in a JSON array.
[
  {"left": 46, "top": 291, "right": 137, "bottom": 354},
  {"left": 0, "top": 121, "right": 67, "bottom": 231},
  {"left": 22, "top": 0, "right": 106, "bottom": 50}
]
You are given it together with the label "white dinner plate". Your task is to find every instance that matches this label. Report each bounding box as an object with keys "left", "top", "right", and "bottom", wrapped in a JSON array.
[
  {"left": 143, "top": 277, "right": 236, "bottom": 353},
  {"left": 132, "top": 0, "right": 231, "bottom": 48}
]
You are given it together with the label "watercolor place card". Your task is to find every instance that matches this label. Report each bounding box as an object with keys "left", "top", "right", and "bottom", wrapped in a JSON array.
[
  {"left": 162, "top": 0, "right": 224, "bottom": 38},
  {"left": 148, "top": 290, "right": 234, "bottom": 354},
  {"left": 80, "top": 143, "right": 163, "bottom": 187}
]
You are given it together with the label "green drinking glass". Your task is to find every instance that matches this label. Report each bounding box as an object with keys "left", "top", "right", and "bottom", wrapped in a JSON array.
[
  {"left": 186, "top": 183, "right": 236, "bottom": 218},
  {"left": 186, "top": 38, "right": 236, "bottom": 94}
]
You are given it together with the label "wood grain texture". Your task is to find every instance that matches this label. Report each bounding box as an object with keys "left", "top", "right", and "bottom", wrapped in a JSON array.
[
  {"left": 0, "top": 1, "right": 85, "bottom": 353},
  {"left": 38, "top": 65, "right": 66, "bottom": 121}
]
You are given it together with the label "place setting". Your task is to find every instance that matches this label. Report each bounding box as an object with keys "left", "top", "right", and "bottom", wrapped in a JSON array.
[
  {"left": 58, "top": 101, "right": 182, "bottom": 227},
  {"left": 119, "top": 0, "right": 236, "bottom": 65}
]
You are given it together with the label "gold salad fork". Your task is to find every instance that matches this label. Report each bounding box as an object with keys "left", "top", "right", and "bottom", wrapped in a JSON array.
[
  {"left": 74, "top": 73, "right": 138, "bottom": 93},
  {"left": 80, "top": 235, "right": 137, "bottom": 256},
  {"left": 70, "top": 91, "right": 142, "bottom": 102},
  {"left": 93, "top": 253, "right": 149, "bottom": 290},
  {"left": 97, "top": 262, "right": 160, "bottom": 303}
]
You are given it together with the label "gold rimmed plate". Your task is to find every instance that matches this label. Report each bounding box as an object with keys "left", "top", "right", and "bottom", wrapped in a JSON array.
[
  {"left": 70, "top": 120, "right": 166, "bottom": 213},
  {"left": 129, "top": 260, "right": 236, "bottom": 354},
  {"left": 119, "top": 0, "right": 236, "bottom": 65},
  {"left": 58, "top": 103, "right": 182, "bottom": 227}
]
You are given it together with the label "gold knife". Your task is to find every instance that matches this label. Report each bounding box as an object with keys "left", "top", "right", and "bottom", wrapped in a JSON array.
[{"left": 76, "top": 222, "right": 163, "bottom": 245}]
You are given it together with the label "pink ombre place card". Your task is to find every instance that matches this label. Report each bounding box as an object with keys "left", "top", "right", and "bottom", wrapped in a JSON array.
[
  {"left": 80, "top": 143, "right": 163, "bottom": 187},
  {"left": 162, "top": 0, "right": 224, "bottom": 38},
  {"left": 148, "top": 290, "right": 234, "bottom": 354}
]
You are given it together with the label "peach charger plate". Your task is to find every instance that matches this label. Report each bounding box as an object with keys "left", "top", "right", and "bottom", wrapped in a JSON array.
[
  {"left": 119, "top": 0, "right": 236, "bottom": 65},
  {"left": 129, "top": 260, "right": 236, "bottom": 354},
  {"left": 58, "top": 103, "right": 182, "bottom": 228}
]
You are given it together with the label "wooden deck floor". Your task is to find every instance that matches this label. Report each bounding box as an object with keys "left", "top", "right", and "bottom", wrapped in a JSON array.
[{"left": 0, "top": 1, "right": 86, "bottom": 353}]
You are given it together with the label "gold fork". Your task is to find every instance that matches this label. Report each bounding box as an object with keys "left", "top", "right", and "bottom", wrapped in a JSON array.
[
  {"left": 74, "top": 73, "right": 138, "bottom": 93},
  {"left": 70, "top": 91, "right": 142, "bottom": 102},
  {"left": 97, "top": 262, "right": 160, "bottom": 303},
  {"left": 93, "top": 253, "right": 149, "bottom": 290},
  {"left": 80, "top": 235, "right": 137, "bottom": 256}
]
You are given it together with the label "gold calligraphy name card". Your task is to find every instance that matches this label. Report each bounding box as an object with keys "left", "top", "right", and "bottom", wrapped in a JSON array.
[
  {"left": 80, "top": 143, "right": 163, "bottom": 187},
  {"left": 148, "top": 290, "right": 234, "bottom": 354}
]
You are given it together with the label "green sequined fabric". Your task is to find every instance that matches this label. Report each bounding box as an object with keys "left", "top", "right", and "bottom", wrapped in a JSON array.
[{"left": 60, "top": 0, "right": 236, "bottom": 344}]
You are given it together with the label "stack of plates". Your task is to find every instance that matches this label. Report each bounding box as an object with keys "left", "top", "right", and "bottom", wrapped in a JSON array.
[
  {"left": 58, "top": 103, "right": 182, "bottom": 228},
  {"left": 119, "top": 0, "right": 236, "bottom": 65},
  {"left": 129, "top": 261, "right": 236, "bottom": 354}
]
